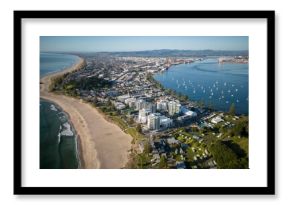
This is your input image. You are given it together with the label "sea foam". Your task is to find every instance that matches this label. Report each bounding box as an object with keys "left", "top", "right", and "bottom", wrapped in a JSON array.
[
  {"left": 61, "top": 122, "right": 74, "bottom": 136},
  {"left": 50, "top": 104, "right": 58, "bottom": 112}
]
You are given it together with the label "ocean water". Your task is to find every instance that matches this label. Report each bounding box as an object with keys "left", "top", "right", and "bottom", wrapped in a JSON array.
[
  {"left": 40, "top": 52, "right": 80, "bottom": 169},
  {"left": 154, "top": 58, "right": 249, "bottom": 115},
  {"left": 40, "top": 100, "right": 79, "bottom": 169},
  {"left": 40, "top": 52, "right": 80, "bottom": 77}
]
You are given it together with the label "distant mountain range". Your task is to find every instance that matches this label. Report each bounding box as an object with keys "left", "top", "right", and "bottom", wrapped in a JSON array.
[
  {"left": 57, "top": 49, "right": 249, "bottom": 58},
  {"left": 103, "top": 49, "right": 249, "bottom": 57}
]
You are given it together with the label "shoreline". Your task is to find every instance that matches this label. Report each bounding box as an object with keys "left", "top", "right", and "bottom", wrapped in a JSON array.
[
  {"left": 40, "top": 57, "right": 132, "bottom": 169},
  {"left": 40, "top": 98, "right": 85, "bottom": 168}
]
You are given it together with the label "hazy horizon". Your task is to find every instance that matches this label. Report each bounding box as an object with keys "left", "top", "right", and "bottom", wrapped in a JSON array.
[{"left": 40, "top": 36, "right": 248, "bottom": 53}]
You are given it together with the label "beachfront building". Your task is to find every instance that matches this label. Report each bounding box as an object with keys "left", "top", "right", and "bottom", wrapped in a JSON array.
[
  {"left": 112, "top": 101, "right": 126, "bottom": 110},
  {"left": 168, "top": 101, "right": 181, "bottom": 116},
  {"left": 147, "top": 113, "right": 161, "bottom": 130},
  {"left": 124, "top": 97, "right": 136, "bottom": 108},
  {"left": 135, "top": 99, "right": 147, "bottom": 111},
  {"left": 138, "top": 108, "right": 151, "bottom": 124}
]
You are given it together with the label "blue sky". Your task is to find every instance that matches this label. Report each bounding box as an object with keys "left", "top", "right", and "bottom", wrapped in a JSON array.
[{"left": 40, "top": 36, "right": 248, "bottom": 52}]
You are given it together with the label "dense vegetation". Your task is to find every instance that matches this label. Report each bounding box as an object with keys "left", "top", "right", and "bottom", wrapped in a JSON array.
[
  {"left": 49, "top": 73, "right": 69, "bottom": 92},
  {"left": 50, "top": 74, "right": 112, "bottom": 96},
  {"left": 64, "top": 76, "right": 112, "bottom": 91},
  {"left": 219, "top": 116, "right": 249, "bottom": 138},
  {"left": 209, "top": 140, "right": 248, "bottom": 169},
  {"left": 229, "top": 103, "right": 236, "bottom": 116}
]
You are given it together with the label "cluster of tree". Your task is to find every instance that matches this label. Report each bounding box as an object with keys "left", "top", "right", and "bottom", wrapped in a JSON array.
[
  {"left": 229, "top": 103, "right": 236, "bottom": 116},
  {"left": 219, "top": 117, "right": 249, "bottom": 138},
  {"left": 159, "top": 156, "right": 168, "bottom": 169},
  {"left": 49, "top": 73, "right": 69, "bottom": 91},
  {"left": 64, "top": 76, "right": 112, "bottom": 91},
  {"left": 209, "top": 141, "right": 248, "bottom": 169},
  {"left": 50, "top": 72, "right": 112, "bottom": 96},
  {"left": 130, "top": 141, "right": 152, "bottom": 169},
  {"left": 136, "top": 124, "right": 142, "bottom": 133},
  {"left": 146, "top": 73, "right": 163, "bottom": 89}
]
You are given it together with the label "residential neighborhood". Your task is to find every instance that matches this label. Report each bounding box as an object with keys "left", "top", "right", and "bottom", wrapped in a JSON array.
[{"left": 50, "top": 52, "right": 249, "bottom": 169}]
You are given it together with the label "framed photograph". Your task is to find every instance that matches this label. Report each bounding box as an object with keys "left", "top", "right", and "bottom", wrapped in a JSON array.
[{"left": 14, "top": 10, "right": 275, "bottom": 195}]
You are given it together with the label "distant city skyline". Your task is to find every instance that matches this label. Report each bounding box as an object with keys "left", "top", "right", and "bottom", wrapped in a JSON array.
[{"left": 40, "top": 36, "right": 248, "bottom": 52}]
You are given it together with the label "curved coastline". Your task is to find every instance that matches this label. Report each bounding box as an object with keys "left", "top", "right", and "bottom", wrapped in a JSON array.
[{"left": 40, "top": 57, "right": 132, "bottom": 169}]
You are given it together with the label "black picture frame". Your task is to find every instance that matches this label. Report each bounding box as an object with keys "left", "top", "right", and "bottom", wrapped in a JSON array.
[{"left": 14, "top": 10, "right": 275, "bottom": 195}]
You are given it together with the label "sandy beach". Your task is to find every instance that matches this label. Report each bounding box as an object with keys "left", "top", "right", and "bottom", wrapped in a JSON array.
[{"left": 40, "top": 58, "right": 132, "bottom": 169}]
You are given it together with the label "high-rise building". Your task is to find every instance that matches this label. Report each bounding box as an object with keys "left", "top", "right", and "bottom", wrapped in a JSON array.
[
  {"left": 138, "top": 108, "right": 151, "bottom": 124},
  {"left": 135, "top": 99, "right": 147, "bottom": 110},
  {"left": 168, "top": 101, "right": 181, "bottom": 116},
  {"left": 176, "top": 103, "right": 181, "bottom": 114},
  {"left": 156, "top": 100, "right": 168, "bottom": 111},
  {"left": 146, "top": 102, "right": 157, "bottom": 113},
  {"left": 147, "top": 113, "right": 161, "bottom": 130}
]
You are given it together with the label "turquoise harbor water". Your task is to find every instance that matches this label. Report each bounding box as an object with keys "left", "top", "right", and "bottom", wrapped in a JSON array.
[
  {"left": 40, "top": 53, "right": 80, "bottom": 169},
  {"left": 154, "top": 58, "right": 249, "bottom": 115}
]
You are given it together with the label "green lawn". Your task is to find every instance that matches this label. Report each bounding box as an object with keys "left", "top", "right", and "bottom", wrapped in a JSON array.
[{"left": 110, "top": 116, "right": 128, "bottom": 130}]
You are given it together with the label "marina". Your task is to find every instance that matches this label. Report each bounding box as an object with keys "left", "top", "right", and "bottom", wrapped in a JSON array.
[{"left": 154, "top": 58, "right": 249, "bottom": 114}]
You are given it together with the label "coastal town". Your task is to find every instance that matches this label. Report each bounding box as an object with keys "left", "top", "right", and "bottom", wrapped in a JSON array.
[{"left": 49, "top": 53, "right": 249, "bottom": 169}]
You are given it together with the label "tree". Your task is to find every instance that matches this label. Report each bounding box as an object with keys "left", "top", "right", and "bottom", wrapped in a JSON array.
[
  {"left": 137, "top": 153, "right": 150, "bottom": 169},
  {"left": 186, "top": 147, "right": 194, "bottom": 162},
  {"left": 142, "top": 141, "right": 152, "bottom": 154},
  {"left": 129, "top": 117, "right": 134, "bottom": 125},
  {"left": 136, "top": 124, "right": 142, "bottom": 133},
  {"left": 199, "top": 99, "right": 205, "bottom": 107},
  {"left": 209, "top": 141, "right": 240, "bottom": 168},
  {"left": 159, "top": 156, "right": 168, "bottom": 169},
  {"left": 229, "top": 103, "right": 236, "bottom": 116}
]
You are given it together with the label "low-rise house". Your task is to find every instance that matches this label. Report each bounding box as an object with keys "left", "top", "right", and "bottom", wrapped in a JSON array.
[
  {"left": 176, "top": 161, "right": 186, "bottom": 169},
  {"left": 113, "top": 101, "right": 126, "bottom": 110},
  {"left": 211, "top": 115, "right": 224, "bottom": 124}
]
